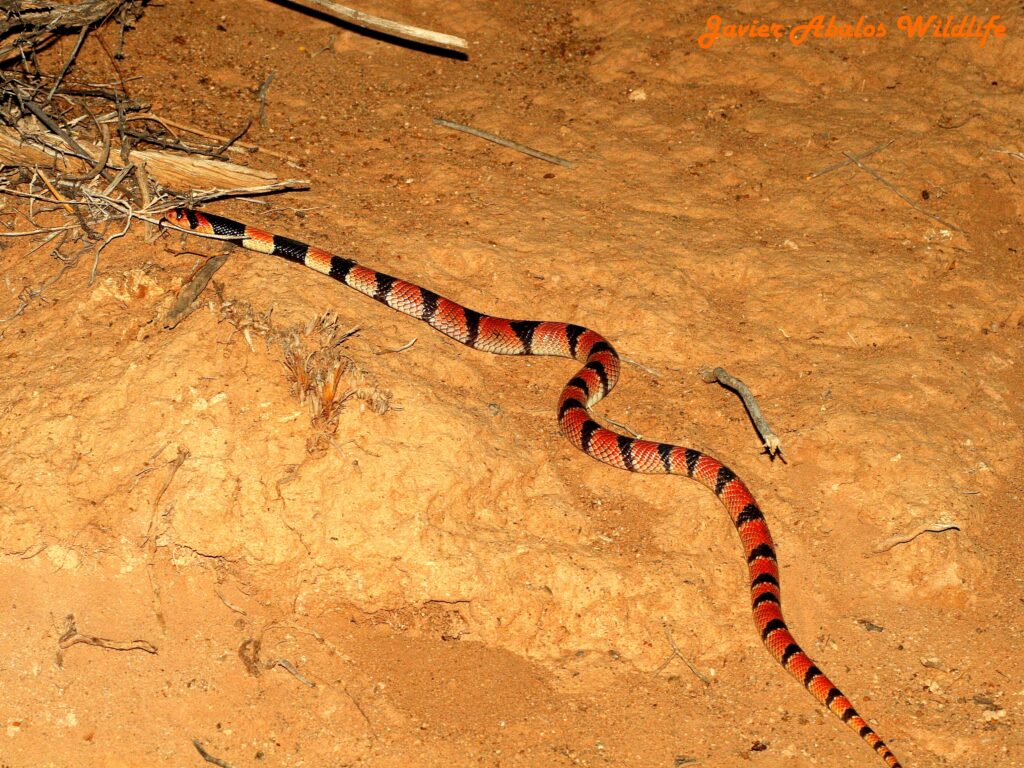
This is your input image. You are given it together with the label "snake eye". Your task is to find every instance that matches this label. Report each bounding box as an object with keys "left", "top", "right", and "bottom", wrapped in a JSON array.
[{"left": 161, "top": 209, "right": 183, "bottom": 229}]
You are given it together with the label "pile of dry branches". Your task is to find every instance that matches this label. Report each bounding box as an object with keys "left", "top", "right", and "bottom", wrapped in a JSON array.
[
  {"left": 0, "top": 0, "right": 306, "bottom": 264},
  {"left": 1, "top": 2, "right": 389, "bottom": 448}
]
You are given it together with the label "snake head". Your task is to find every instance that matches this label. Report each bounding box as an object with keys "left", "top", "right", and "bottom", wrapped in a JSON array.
[{"left": 161, "top": 208, "right": 196, "bottom": 230}]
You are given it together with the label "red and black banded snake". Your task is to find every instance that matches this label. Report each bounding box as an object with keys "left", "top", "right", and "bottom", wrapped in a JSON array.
[{"left": 162, "top": 207, "right": 903, "bottom": 767}]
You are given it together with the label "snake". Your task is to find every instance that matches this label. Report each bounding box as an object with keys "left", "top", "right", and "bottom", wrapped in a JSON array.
[{"left": 162, "top": 207, "right": 902, "bottom": 767}]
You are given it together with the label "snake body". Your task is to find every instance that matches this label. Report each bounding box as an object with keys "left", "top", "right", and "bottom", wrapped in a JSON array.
[{"left": 163, "top": 208, "right": 902, "bottom": 767}]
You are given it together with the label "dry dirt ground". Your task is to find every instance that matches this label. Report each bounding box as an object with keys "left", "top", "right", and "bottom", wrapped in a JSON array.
[{"left": 2, "top": 2, "right": 1023, "bottom": 767}]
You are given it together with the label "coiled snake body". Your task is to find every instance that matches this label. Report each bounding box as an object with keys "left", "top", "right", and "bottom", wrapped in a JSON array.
[{"left": 163, "top": 208, "right": 902, "bottom": 767}]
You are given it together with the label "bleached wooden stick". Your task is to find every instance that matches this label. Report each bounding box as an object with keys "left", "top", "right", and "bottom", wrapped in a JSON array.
[
  {"left": 278, "top": 0, "right": 468, "bottom": 52},
  {"left": 0, "top": 127, "right": 308, "bottom": 195}
]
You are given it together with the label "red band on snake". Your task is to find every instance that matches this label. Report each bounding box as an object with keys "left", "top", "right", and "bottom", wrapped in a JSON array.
[{"left": 162, "top": 208, "right": 902, "bottom": 767}]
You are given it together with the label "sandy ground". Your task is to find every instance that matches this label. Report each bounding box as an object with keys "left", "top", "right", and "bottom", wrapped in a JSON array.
[{"left": 2, "top": 2, "right": 1023, "bottom": 767}]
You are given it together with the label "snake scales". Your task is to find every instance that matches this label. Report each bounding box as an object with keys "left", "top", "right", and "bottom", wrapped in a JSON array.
[{"left": 163, "top": 207, "right": 902, "bottom": 767}]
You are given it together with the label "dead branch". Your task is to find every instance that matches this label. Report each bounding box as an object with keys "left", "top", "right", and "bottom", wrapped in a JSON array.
[
  {"left": 840, "top": 150, "right": 963, "bottom": 233},
  {"left": 164, "top": 253, "right": 230, "bottom": 329},
  {"left": 0, "top": 125, "right": 309, "bottom": 196},
  {"left": 192, "top": 739, "right": 235, "bottom": 768},
  {"left": 653, "top": 622, "right": 710, "bottom": 686},
  {"left": 123, "top": 113, "right": 299, "bottom": 162},
  {"left": 434, "top": 117, "right": 575, "bottom": 168},
  {"left": 806, "top": 141, "right": 893, "bottom": 180},
  {"left": 271, "top": 657, "right": 317, "bottom": 687},
  {"left": 699, "top": 366, "right": 781, "bottom": 457},
  {"left": 56, "top": 613, "right": 157, "bottom": 666},
  {"left": 869, "top": 522, "right": 961, "bottom": 555},
  {"left": 277, "top": 0, "right": 468, "bottom": 52},
  {"left": 0, "top": 1, "right": 132, "bottom": 60}
]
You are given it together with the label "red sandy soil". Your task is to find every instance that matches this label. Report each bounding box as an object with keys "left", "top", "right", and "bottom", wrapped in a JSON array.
[{"left": 2, "top": 2, "right": 1022, "bottom": 767}]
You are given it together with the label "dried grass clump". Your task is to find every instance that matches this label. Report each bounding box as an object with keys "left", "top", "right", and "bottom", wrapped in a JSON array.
[{"left": 210, "top": 283, "right": 391, "bottom": 455}]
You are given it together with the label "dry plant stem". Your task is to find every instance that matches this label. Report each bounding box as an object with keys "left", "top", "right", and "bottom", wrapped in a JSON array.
[
  {"left": 65, "top": 118, "right": 112, "bottom": 183},
  {"left": 0, "top": 0, "right": 126, "bottom": 50},
  {"left": 100, "top": 162, "right": 135, "bottom": 196},
  {"left": 841, "top": 150, "right": 963, "bottom": 232},
  {"left": 272, "top": 658, "right": 317, "bottom": 687},
  {"left": 623, "top": 355, "right": 660, "bottom": 377},
  {"left": 806, "top": 141, "right": 893, "bottom": 180},
  {"left": 0, "top": 126, "right": 309, "bottom": 195},
  {"left": 435, "top": 117, "right": 575, "bottom": 168},
  {"left": 56, "top": 614, "right": 157, "bottom": 667},
  {"left": 164, "top": 253, "right": 230, "bottom": 329},
  {"left": 278, "top": 0, "right": 468, "bottom": 52},
  {"left": 214, "top": 587, "right": 247, "bottom": 616},
  {"left": 143, "top": 446, "right": 189, "bottom": 630},
  {"left": 121, "top": 122, "right": 252, "bottom": 161},
  {"left": 870, "top": 522, "right": 960, "bottom": 555},
  {"left": 208, "top": 292, "right": 390, "bottom": 450},
  {"left": 89, "top": 203, "right": 133, "bottom": 282},
  {"left": 0, "top": 224, "right": 75, "bottom": 237},
  {"left": 604, "top": 414, "right": 640, "bottom": 438},
  {"left": 47, "top": 25, "right": 90, "bottom": 101},
  {"left": 0, "top": 188, "right": 147, "bottom": 226},
  {"left": 214, "top": 117, "right": 253, "bottom": 156},
  {"left": 36, "top": 168, "right": 96, "bottom": 237},
  {"left": 345, "top": 686, "right": 377, "bottom": 737},
  {"left": 0, "top": 231, "right": 81, "bottom": 324},
  {"left": 144, "top": 447, "right": 189, "bottom": 542},
  {"left": 699, "top": 366, "right": 781, "bottom": 456},
  {"left": 34, "top": 169, "right": 75, "bottom": 215},
  {"left": 192, "top": 739, "right": 235, "bottom": 768},
  {"left": 20, "top": 99, "right": 95, "bottom": 162},
  {"left": 375, "top": 337, "right": 417, "bottom": 354},
  {"left": 78, "top": 187, "right": 162, "bottom": 229},
  {"left": 256, "top": 72, "right": 275, "bottom": 127},
  {"left": 132, "top": 158, "right": 157, "bottom": 238},
  {"left": 119, "top": 113, "right": 299, "bottom": 162},
  {"left": 654, "top": 623, "right": 710, "bottom": 685}
]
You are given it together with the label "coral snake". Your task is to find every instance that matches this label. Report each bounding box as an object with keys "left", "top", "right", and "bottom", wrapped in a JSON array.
[{"left": 162, "top": 207, "right": 902, "bottom": 767}]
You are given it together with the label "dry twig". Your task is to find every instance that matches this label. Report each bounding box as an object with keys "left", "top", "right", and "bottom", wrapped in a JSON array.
[
  {"left": 0, "top": 1, "right": 137, "bottom": 61},
  {"left": 141, "top": 445, "right": 189, "bottom": 629},
  {"left": 375, "top": 337, "right": 417, "bottom": 354},
  {"left": 192, "top": 739, "right": 235, "bottom": 768},
  {"left": 121, "top": 113, "right": 298, "bottom": 162},
  {"left": 806, "top": 141, "right": 893, "bottom": 180},
  {"left": 164, "top": 253, "right": 230, "bottom": 329},
  {"left": 0, "top": 126, "right": 309, "bottom": 195},
  {"left": 56, "top": 614, "right": 157, "bottom": 666},
  {"left": 699, "top": 366, "right": 781, "bottom": 457},
  {"left": 434, "top": 117, "right": 575, "bottom": 168},
  {"left": 992, "top": 149, "right": 1024, "bottom": 163},
  {"left": 869, "top": 522, "right": 960, "bottom": 555},
  {"left": 277, "top": 0, "right": 467, "bottom": 52},
  {"left": 272, "top": 657, "right": 317, "bottom": 687},
  {"left": 0, "top": 231, "right": 86, "bottom": 323},
  {"left": 623, "top": 355, "right": 660, "bottom": 377},
  {"left": 653, "top": 622, "right": 710, "bottom": 685},
  {"left": 841, "top": 151, "right": 963, "bottom": 232}
]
